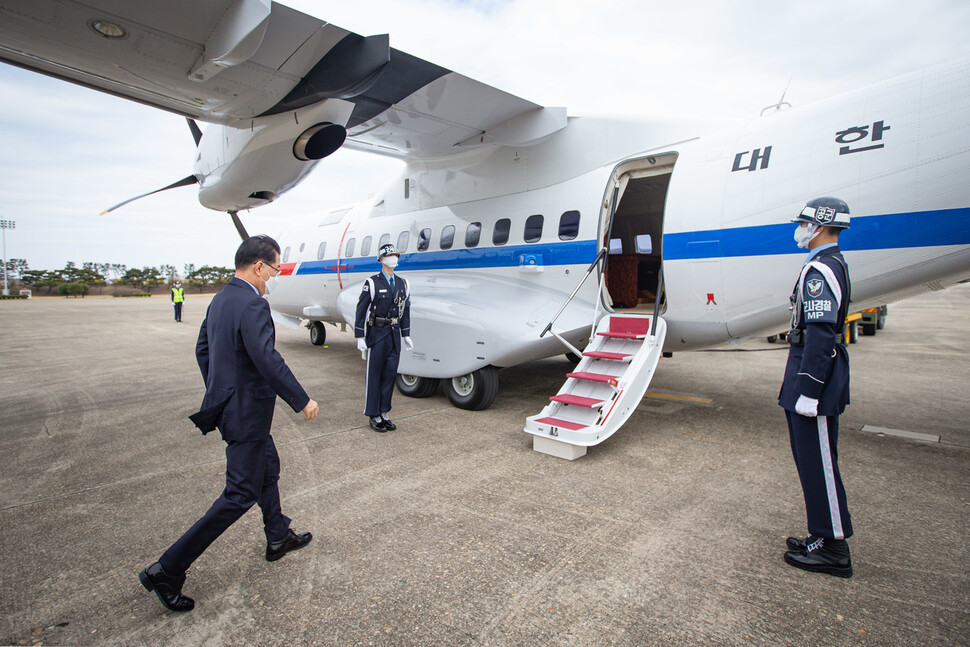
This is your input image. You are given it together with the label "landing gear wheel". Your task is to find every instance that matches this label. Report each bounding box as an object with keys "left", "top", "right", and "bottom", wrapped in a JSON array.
[
  {"left": 445, "top": 366, "right": 499, "bottom": 411},
  {"left": 309, "top": 321, "right": 326, "bottom": 346},
  {"left": 396, "top": 374, "right": 440, "bottom": 398},
  {"left": 565, "top": 351, "right": 582, "bottom": 363}
]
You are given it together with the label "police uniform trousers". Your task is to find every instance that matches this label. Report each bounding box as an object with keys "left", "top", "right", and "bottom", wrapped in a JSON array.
[
  {"left": 364, "top": 328, "right": 400, "bottom": 418},
  {"left": 786, "top": 410, "right": 853, "bottom": 540},
  {"left": 159, "top": 434, "right": 290, "bottom": 575},
  {"left": 174, "top": 302, "right": 183, "bottom": 321}
]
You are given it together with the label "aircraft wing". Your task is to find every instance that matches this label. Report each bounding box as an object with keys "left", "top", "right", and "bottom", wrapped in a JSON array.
[{"left": 0, "top": 0, "right": 565, "bottom": 156}]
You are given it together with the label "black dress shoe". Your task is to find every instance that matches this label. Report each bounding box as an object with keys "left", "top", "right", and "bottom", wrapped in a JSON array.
[
  {"left": 787, "top": 535, "right": 809, "bottom": 552},
  {"left": 138, "top": 562, "right": 195, "bottom": 612},
  {"left": 784, "top": 537, "right": 852, "bottom": 578},
  {"left": 381, "top": 416, "right": 397, "bottom": 431},
  {"left": 369, "top": 417, "right": 387, "bottom": 432},
  {"left": 266, "top": 529, "right": 313, "bottom": 562}
]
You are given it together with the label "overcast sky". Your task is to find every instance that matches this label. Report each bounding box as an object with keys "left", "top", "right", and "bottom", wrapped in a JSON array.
[{"left": 1, "top": 0, "right": 969, "bottom": 274}]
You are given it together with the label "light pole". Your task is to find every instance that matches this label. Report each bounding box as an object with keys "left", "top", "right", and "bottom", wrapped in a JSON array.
[{"left": 0, "top": 219, "right": 14, "bottom": 296}]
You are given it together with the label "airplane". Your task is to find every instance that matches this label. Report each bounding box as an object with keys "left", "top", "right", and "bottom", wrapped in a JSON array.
[{"left": 2, "top": 1, "right": 968, "bottom": 459}]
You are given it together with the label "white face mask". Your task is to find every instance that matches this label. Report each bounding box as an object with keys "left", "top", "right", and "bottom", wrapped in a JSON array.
[
  {"left": 794, "top": 223, "right": 820, "bottom": 249},
  {"left": 257, "top": 266, "right": 279, "bottom": 295},
  {"left": 382, "top": 255, "right": 400, "bottom": 269}
]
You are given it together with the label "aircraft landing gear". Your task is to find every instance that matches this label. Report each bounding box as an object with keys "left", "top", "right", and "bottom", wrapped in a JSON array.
[
  {"left": 396, "top": 374, "right": 440, "bottom": 398},
  {"left": 309, "top": 321, "right": 326, "bottom": 346},
  {"left": 444, "top": 366, "right": 498, "bottom": 411}
]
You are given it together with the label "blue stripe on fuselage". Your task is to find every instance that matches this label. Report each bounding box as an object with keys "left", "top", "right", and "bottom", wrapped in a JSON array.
[
  {"left": 295, "top": 240, "right": 599, "bottom": 275},
  {"left": 293, "top": 208, "right": 969, "bottom": 274},
  {"left": 663, "top": 207, "right": 970, "bottom": 260}
]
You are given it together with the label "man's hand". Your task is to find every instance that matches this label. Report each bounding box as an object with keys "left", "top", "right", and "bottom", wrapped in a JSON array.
[
  {"left": 302, "top": 399, "right": 319, "bottom": 421},
  {"left": 356, "top": 338, "right": 367, "bottom": 352},
  {"left": 404, "top": 336, "right": 414, "bottom": 351},
  {"left": 795, "top": 395, "right": 819, "bottom": 418}
]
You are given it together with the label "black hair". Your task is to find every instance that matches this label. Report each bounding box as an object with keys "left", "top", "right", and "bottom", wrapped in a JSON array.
[{"left": 234, "top": 235, "right": 281, "bottom": 269}]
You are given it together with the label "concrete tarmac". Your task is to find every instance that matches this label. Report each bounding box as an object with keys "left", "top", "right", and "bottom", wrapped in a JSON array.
[{"left": 1, "top": 286, "right": 968, "bottom": 646}]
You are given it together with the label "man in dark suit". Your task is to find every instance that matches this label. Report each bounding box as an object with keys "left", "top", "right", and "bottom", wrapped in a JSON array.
[
  {"left": 779, "top": 197, "right": 853, "bottom": 578},
  {"left": 139, "top": 235, "right": 319, "bottom": 612},
  {"left": 355, "top": 244, "right": 412, "bottom": 432}
]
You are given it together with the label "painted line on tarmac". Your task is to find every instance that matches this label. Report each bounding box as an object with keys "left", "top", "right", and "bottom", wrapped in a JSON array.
[
  {"left": 643, "top": 391, "right": 714, "bottom": 407},
  {"left": 861, "top": 424, "right": 940, "bottom": 444}
]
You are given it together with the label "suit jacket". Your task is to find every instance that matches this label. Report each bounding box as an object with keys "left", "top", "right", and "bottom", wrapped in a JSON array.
[
  {"left": 189, "top": 277, "right": 310, "bottom": 440},
  {"left": 778, "top": 246, "right": 851, "bottom": 416},
  {"left": 354, "top": 272, "right": 411, "bottom": 348}
]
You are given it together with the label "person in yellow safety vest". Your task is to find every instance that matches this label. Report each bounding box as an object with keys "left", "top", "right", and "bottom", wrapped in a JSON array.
[{"left": 171, "top": 281, "right": 185, "bottom": 322}]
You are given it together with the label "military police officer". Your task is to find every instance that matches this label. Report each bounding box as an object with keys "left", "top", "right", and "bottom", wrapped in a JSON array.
[
  {"left": 355, "top": 244, "right": 412, "bottom": 432},
  {"left": 779, "top": 196, "right": 854, "bottom": 578}
]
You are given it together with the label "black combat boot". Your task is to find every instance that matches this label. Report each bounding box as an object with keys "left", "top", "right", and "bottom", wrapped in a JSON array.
[{"left": 784, "top": 536, "right": 852, "bottom": 578}]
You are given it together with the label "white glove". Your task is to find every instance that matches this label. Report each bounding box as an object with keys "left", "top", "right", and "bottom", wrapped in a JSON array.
[
  {"left": 795, "top": 395, "right": 819, "bottom": 418},
  {"left": 404, "top": 336, "right": 414, "bottom": 351},
  {"left": 356, "top": 338, "right": 367, "bottom": 352}
]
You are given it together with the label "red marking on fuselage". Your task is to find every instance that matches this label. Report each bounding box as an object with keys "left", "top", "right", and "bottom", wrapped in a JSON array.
[
  {"left": 337, "top": 221, "right": 352, "bottom": 289},
  {"left": 279, "top": 262, "right": 296, "bottom": 276}
]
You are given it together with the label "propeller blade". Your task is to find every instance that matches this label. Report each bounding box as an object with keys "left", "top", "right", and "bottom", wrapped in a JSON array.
[
  {"left": 229, "top": 210, "right": 250, "bottom": 240},
  {"left": 186, "top": 118, "right": 203, "bottom": 146},
  {"left": 100, "top": 175, "right": 198, "bottom": 215}
]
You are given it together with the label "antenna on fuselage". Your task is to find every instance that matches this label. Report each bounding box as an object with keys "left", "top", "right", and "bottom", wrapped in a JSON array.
[{"left": 761, "top": 77, "right": 793, "bottom": 116}]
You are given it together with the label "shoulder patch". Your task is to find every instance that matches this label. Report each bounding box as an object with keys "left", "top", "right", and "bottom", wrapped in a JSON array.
[{"left": 807, "top": 278, "right": 824, "bottom": 298}]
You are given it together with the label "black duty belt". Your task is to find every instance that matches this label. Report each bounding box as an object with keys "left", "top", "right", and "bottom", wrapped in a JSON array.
[
  {"left": 787, "top": 329, "right": 845, "bottom": 346},
  {"left": 372, "top": 316, "right": 400, "bottom": 328}
]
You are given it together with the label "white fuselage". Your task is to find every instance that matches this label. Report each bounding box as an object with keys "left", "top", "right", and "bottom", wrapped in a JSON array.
[{"left": 269, "top": 58, "right": 970, "bottom": 380}]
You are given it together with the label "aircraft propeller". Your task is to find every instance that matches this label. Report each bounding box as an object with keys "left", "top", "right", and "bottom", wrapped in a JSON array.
[{"left": 100, "top": 118, "right": 251, "bottom": 240}]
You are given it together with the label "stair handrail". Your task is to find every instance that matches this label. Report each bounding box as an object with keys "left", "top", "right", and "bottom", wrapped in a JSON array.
[
  {"left": 539, "top": 246, "right": 607, "bottom": 339},
  {"left": 540, "top": 185, "right": 620, "bottom": 348},
  {"left": 651, "top": 267, "right": 664, "bottom": 336}
]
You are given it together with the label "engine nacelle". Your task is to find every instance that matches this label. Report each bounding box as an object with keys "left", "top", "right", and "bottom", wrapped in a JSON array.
[{"left": 194, "top": 98, "right": 354, "bottom": 212}]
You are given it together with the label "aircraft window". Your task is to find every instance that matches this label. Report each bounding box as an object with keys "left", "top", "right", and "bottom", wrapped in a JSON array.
[
  {"left": 361, "top": 236, "right": 372, "bottom": 257},
  {"left": 282, "top": 247, "right": 291, "bottom": 263},
  {"left": 465, "top": 222, "right": 481, "bottom": 247},
  {"left": 635, "top": 234, "right": 653, "bottom": 254},
  {"left": 299, "top": 242, "right": 306, "bottom": 253},
  {"left": 397, "top": 231, "right": 409, "bottom": 253},
  {"left": 609, "top": 238, "right": 623, "bottom": 254},
  {"left": 316, "top": 242, "right": 326, "bottom": 260},
  {"left": 559, "top": 210, "right": 580, "bottom": 240},
  {"left": 440, "top": 225, "right": 455, "bottom": 250},
  {"left": 524, "top": 214, "right": 543, "bottom": 243},
  {"left": 418, "top": 228, "right": 432, "bottom": 252},
  {"left": 379, "top": 233, "right": 390, "bottom": 248},
  {"left": 493, "top": 218, "right": 511, "bottom": 245},
  {"left": 346, "top": 238, "right": 356, "bottom": 257}
]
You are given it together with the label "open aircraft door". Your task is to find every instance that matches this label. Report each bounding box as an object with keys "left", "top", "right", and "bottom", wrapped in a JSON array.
[
  {"left": 600, "top": 154, "right": 675, "bottom": 317},
  {"left": 524, "top": 155, "right": 676, "bottom": 459}
]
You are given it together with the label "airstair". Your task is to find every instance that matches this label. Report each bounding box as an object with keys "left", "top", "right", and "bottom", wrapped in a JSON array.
[{"left": 524, "top": 313, "right": 666, "bottom": 460}]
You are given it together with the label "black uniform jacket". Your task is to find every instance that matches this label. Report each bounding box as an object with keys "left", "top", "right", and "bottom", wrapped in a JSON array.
[
  {"left": 354, "top": 272, "right": 411, "bottom": 347},
  {"left": 189, "top": 277, "right": 310, "bottom": 439},
  {"left": 778, "top": 246, "right": 851, "bottom": 417}
]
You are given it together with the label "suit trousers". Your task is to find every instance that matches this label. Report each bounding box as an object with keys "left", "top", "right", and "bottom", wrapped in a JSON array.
[
  {"left": 786, "top": 410, "right": 853, "bottom": 540},
  {"left": 364, "top": 331, "right": 400, "bottom": 417},
  {"left": 159, "top": 434, "right": 291, "bottom": 575}
]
